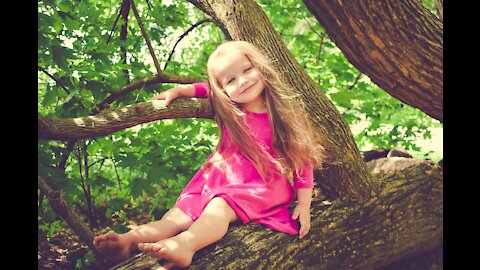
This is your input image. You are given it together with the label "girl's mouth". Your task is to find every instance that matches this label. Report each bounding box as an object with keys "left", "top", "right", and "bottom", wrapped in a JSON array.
[{"left": 241, "top": 82, "right": 256, "bottom": 94}]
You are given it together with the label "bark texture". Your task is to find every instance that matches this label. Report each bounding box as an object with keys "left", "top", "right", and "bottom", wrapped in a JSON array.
[
  {"left": 110, "top": 158, "right": 442, "bottom": 270},
  {"left": 303, "top": 0, "right": 443, "bottom": 122},
  {"left": 195, "top": 0, "right": 379, "bottom": 202},
  {"left": 38, "top": 176, "right": 96, "bottom": 252},
  {"left": 38, "top": 98, "right": 213, "bottom": 140}
]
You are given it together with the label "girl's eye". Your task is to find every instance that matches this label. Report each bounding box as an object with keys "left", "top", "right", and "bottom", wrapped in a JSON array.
[
  {"left": 244, "top": 67, "right": 252, "bottom": 73},
  {"left": 227, "top": 78, "right": 235, "bottom": 84}
]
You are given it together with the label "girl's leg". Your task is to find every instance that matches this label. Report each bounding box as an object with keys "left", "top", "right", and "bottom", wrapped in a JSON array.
[
  {"left": 138, "top": 197, "right": 238, "bottom": 268},
  {"left": 93, "top": 207, "right": 194, "bottom": 263}
]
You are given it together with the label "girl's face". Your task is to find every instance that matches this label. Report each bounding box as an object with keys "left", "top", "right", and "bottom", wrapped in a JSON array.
[{"left": 214, "top": 50, "right": 265, "bottom": 109}]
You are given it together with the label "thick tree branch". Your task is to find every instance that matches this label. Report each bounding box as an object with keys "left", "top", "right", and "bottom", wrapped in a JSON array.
[
  {"left": 57, "top": 73, "right": 201, "bottom": 170},
  {"left": 56, "top": 75, "right": 201, "bottom": 173},
  {"left": 39, "top": 98, "right": 213, "bottom": 140},
  {"left": 110, "top": 158, "right": 442, "bottom": 269},
  {"left": 302, "top": 0, "right": 443, "bottom": 122},
  {"left": 38, "top": 176, "right": 96, "bottom": 252}
]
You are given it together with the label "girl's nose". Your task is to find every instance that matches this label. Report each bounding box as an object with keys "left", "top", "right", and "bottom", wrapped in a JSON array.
[{"left": 239, "top": 76, "right": 248, "bottom": 86}]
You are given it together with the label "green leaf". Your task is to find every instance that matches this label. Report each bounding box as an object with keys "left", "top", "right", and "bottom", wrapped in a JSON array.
[
  {"left": 91, "top": 176, "right": 114, "bottom": 188},
  {"left": 129, "top": 178, "right": 152, "bottom": 199},
  {"left": 50, "top": 45, "right": 73, "bottom": 70},
  {"left": 117, "top": 152, "right": 138, "bottom": 168},
  {"left": 330, "top": 91, "right": 352, "bottom": 106},
  {"left": 65, "top": 17, "right": 80, "bottom": 31},
  {"left": 42, "top": 85, "right": 57, "bottom": 106}
]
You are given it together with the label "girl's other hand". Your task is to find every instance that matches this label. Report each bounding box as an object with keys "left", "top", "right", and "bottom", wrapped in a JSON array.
[
  {"left": 151, "top": 88, "right": 180, "bottom": 106},
  {"left": 292, "top": 203, "right": 311, "bottom": 239}
]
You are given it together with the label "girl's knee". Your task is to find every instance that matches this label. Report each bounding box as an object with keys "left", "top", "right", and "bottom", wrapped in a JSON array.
[
  {"left": 164, "top": 207, "right": 194, "bottom": 228},
  {"left": 207, "top": 197, "right": 239, "bottom": 222}
]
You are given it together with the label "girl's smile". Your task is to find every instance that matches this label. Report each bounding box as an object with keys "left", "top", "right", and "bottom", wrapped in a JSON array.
[{"left": 241, "top": 82, "right": 256, "bottom": 94}]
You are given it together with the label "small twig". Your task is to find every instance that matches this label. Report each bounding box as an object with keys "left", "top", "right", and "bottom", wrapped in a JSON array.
[
  {"left": 145, "top": 0, "right": 153, "bottom": 10},
  {"left": 348, "top": 73, "right": 363, "bottom": 90},
  {"left": 83, "top": 140, "right": 90, "bottom": 181},
  {"left": 76, "top": 142, "right": 88, "bottom": 205},
  {"left": 106, "top": 2, "right": 124, "bottom": 44},
  {"left": 38, "top": 66, "right": 70, "bottom": 95},
  {"left": 76, "top": 141, "right": 94, "bottom": 227},
  {"left": 164, "top": 18, "right": 213, "bottom": 70},
  {"left": 111, "top": 155, "right": 123, "bottom": 192},
  {"left": 88, "top": 157, "right": 109, "bottom": 168},
  {"left": 82, "top": 140, "right": 92, "bottom": 214},
  {"left": 38, "top": 66, "right": 90, "bottom": 112},
  {"left": 120, "top": 0, "right": 131, "bottom": 85},
  {"left": 98, "top": 158, "right": 107, "bottom": 172},
  {"left": 58, "top": 141, "right": 76, "bottom": 171},
  {"left": 317, "top": 34, "right": 325, "bottom": 62},
  {"left": 130, "top": 0, "right": 162, "bottom": 75},
  {"left": 303, "top": 15, "right": 326, "bottom": 40}
]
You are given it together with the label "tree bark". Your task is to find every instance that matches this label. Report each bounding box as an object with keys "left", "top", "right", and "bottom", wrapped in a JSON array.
[
  {"left": 38, "top": 98, "right": 213, "bottom": 140},
  {"left": 110, "top": 158, "right": 442, "bottom": 270},
  {"left": 302, "top": 0, "right": 443, "bottom": 122},
  {"left": 38, "top": 176, "right": 96, "bottom": 252},
  {"left": 194, "top": 0, "right": 379, "bottom": 203}
]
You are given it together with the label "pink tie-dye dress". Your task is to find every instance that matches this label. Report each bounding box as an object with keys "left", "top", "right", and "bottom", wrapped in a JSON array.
[{"left": 174, "top": 83, "right": 314, "bottom": 235}]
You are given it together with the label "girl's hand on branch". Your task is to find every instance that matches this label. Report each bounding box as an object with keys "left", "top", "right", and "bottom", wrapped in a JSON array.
[
  {"left": 151, "top": 88, "right": 180, "bottom": 106},
  {"left": 292, "top": 203, "right": 311, "bottom": 239}
]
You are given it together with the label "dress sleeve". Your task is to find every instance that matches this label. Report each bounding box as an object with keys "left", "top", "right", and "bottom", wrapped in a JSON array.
[
  {"left": 194, "top": 82, "right": 209, "bottom": 98},
  {"left": 293, "top": 161, "right": 314, "bottom": 189}
]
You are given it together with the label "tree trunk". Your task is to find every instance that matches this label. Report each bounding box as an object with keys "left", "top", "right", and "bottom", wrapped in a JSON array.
[
  {"left": 197, "top": 0, "right": 380, "bottom": 202},
  {"left": 302, "top": 0, "right": 443, "bottom": 122},
  {"left": 109, "top": 158, "right": 442, "bottom": 270}
]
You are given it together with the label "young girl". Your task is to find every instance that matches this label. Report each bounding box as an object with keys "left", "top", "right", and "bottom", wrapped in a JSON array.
[{"left": 93, "top": 41, "right": 324, "bottom": 269}]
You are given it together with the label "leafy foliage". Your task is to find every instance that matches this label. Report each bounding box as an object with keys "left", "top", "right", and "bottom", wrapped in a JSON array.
[
  {"left": 260, "top": 0, "right": 441, "bottom": 156},
  {"left": 38, "top": 0, "right": 442, "bottom": 265}
]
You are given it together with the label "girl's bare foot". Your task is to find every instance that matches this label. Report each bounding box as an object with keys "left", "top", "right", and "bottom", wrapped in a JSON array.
[
  {"left": 138, "top": 235, "right": 195, "bottom": 268},
  {"left": 93, "top": 231, "right": 134, "bottom": 263}
]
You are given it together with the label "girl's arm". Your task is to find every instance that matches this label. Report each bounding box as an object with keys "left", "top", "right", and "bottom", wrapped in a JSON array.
[
  {"left": 296, "top": 187, "right": 313, "bottom": 206},
  {"left": 292, "top": 162, "right": 314, "bottom": 239},
  {"left": 292, "top": 187, "right": 313, "bottom": 239},
  {"left": 151, "top": 82, "right": 209, "bottom": 105}
]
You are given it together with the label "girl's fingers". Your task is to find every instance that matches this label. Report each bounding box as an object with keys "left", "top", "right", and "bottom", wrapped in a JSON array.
[
  {"left": 164, "top": 93, "right": 178, "bottom": 106},
  {"left": 299, "top": 214, "right": 311, "bottom": 238},
  {"left": 299, "top": 225, "right": 310, "bottom": 239},
  {"left": 292, "top": 209, "right": 299, "bottom": 220},
  {"left": 151, "top": 95, "right": 164, "bottom": 101}
]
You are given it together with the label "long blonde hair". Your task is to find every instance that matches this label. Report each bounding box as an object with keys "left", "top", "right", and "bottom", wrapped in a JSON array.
[{"left": 203, "top": 41, "right": 324, "bottom": 182}]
